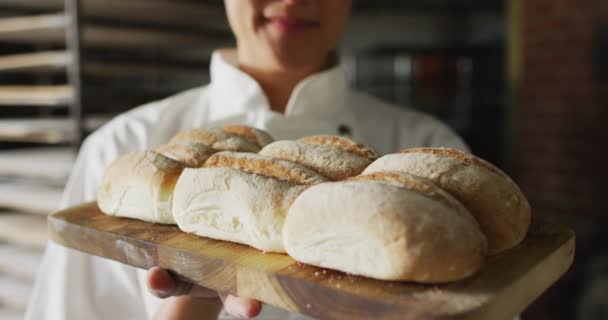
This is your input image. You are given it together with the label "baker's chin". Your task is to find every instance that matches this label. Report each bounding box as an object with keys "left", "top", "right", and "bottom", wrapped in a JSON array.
[{"left": 268, "top": 43, "right": 327, "bottom": 70}]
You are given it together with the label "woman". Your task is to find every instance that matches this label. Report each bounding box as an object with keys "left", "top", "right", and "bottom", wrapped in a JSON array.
[{"left": 26, "top": 0, "right": 467, "bottom": 319}]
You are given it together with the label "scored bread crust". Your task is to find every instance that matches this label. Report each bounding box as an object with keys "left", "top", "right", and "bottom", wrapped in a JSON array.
[
  {"left": 351, "top": 172, "right": 473, "bottom": 219},
  {"left": 283, "top": 178, "right": 487, "bottom": 282},
  {"left": 222, "top": 125, "right": 274, "bottom": 148},
  {"left": 155, "top": 143, "right": 215, "bottom": 168},
  {"left": 204, "top": 151, "right": 328, "bottom": 185},
  {"left": 363, "top": 148, "right": 531, "bottom": 254},
  {"left": 167, "top": 128, "right": 261, "bottom": 153},
  {"left": 298, "top": 135, "right": 379, "bottom": 160},
  {"left": 97, "top": 151, "right": 184, "bottom": 224},
  {"left": 399, "top": 148, "right": 504, "bottom": 176},
  {"left": 259, "top": 140, "right": 372, "bottom": 180}
]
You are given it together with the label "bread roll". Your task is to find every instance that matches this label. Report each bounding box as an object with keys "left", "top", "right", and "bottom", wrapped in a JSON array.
[
  {"left": 362, "top": 148, "right": 531, "bottom": 254},
  {"left": 283, "top": 172, "right": 487, "bottom": 282},
  {"left": 172, "top": 152, "right": 328, "bottom": 252},
  {"left": 299, "top": 135, "right": 379, "bottom": 160},
  {"left": 167, "top": 126, "right": 274, "bottom": 153},
  {"left": 259, "top": 136, "right": 378, "bottom": 180},
  {"left": 222, "top": 124, "right": 274, "bottom": 148},
  {"left": 98, "top": 151, "right": 184, "bottom": 224},
  {"left": 155, "top": 143, "right": 215, "bottom": 167},
  {"left": 204, "top": 151, "right": 328, "bottom": 185}
]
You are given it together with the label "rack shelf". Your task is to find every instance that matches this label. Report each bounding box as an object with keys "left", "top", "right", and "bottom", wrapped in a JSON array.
[
  {"left": 0, "top": 244, "right": 43, "bottom": 281},
  {"left": 0, "top": 21, "right": 229, "bottom": 50},
  {"left": 0, "top": 213, "right": 47, "bottom": 250},
  {"left": 0, "top": 51, "right": 209, "bottom": 86},
  {"left": 0, "top": 85, "right": 74, "bottom": 106},
  {"left": 0, "top": 13, "right": 67, "bottom": 34},
  {"left": 0, "top": 51, "right": 70, "bottom": 72},
  {"left": 0, "top": 274, "right": 31, "bottom": 311},
  {"left": 0, "top": 0, "right": 228, "bottom": 31},
  {"left": 0, "top": 117, "right": 108, "bottom": 144}
]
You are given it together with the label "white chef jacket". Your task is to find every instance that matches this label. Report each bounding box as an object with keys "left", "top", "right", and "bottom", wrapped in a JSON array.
[{"left": 26, "top": 49, "right": 468, "bottom": 320}]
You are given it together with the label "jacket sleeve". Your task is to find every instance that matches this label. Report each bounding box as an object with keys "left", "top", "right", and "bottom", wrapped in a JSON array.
[{"left": 25, "top": 132, "right": 160, "bottom": 320}]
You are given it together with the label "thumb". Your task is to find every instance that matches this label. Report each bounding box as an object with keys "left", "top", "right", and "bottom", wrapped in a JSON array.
[{"left": 219, "top": 293, "right": 263, "bottom": 319}]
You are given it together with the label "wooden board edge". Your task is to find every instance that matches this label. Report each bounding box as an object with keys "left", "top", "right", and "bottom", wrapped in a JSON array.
[
  {"left": 47, "top": 205, "right": 577, "bottom": 320},
  {"left": 460, "top": 229, "right": 575, "bottom": 320},
  {"left": 46, "top": 209, "right": 412, "bottom": 319}
]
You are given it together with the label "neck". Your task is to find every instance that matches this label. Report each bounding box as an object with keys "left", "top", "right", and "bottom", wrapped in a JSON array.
[{"left": 237, "top": 51, "right": 331, "bottom": 114}]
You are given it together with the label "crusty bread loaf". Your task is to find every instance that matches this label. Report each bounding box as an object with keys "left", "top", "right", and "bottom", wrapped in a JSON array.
[
  {"left": 283, "top": 171, "right": 487, "bottom": 282},
  {"left": 222, "top": 125, "right": 274, "bottom": 148},
  {"left": 298, "top": 135, "right": 379, "bottom": 160},
  {"left": 259, "top": 136, "right": 379, "bottom": 180},
  {"left": 258, "top": 140, "right": 371, "bottom": 180},
  {"left": 97, "top": 151, "right": 184, "bottom": 224},
  {"left": 155, "top": 143, "right": 215, "bottom": 168},
  {"left": 204, "top": 151, "right": 328, "bottom": 185},
  {"left": 167, "top": 126, "right": 273, "bottom": 153},
  {"left": 172, "top": 152, "right": 328, "bottom": 252},
  {"left": 362, "top": 148, "right": 531, "bottom": 254}
]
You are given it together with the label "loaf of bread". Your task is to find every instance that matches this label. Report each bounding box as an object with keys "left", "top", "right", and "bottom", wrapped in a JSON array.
[
  {"left": 167, "top": 125, "right": 274, "bottom": 153},
  {"left": 259, "top": 135, "right": 379, "bottom": 180},
  {"left": 283, "top": 171, "right": 487, "bottom": 282},
  {"left": 172, "top": 151, "right": 328, "bottom": 252},
  {"left": 155, "top": 125, "right": 274, "bottom": 167},
  {"left": 97, "top": 151, "right": 184, "bottom": 224},
  {"left": 155, "top": 143, "right": 215, "bottom": 168},
  {"left": 362, "top": 148, "right": 531, "bottom": 254}
]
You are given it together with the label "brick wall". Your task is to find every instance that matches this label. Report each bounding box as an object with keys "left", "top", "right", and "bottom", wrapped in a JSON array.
[
  {"left": 515, "top": 0, "right": 607, "bottom": 220},
  {"left": 512, "top": 0, "right": 608, "bottom": 319}
]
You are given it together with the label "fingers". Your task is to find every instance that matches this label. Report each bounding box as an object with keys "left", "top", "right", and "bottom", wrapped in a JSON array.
[
  {"left": 219, "top": 293, "right": 263, "bottom": 319},
  {"left": 147, "top": 267, "right": 177, "bottom": 298},
  {"left": 146, "top": 267, "right": 216, "bottom": 299},
  {"left": 147, "top": 267, "right": 262, "bottom": 318}
]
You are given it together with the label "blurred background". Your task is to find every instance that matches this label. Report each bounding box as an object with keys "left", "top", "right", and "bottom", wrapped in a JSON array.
[{"left": 0, "top": 0, "right": 606, "bottom": 319}]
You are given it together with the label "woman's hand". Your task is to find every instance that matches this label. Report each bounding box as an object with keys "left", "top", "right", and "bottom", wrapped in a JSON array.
[{"left": 147, "top": 267, "right": 262, "bottom": 319}]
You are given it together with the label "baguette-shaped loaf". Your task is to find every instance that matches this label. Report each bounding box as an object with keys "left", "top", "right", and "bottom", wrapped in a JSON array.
[
  {"left": 97, "top": 151, "right": 184, "bottom": 224},
  {"left": 222, "top": 124, "right": 275, "bottom": 148},
  {"left": 363, "top": 148, "right": 531, "bottom": 254},
  {"left": 155, "top": 143, "right": 215, "bottom": 168},
  {"left": 172, "top": 152, "right": 328, "bottom": 252},
  {"left": 204, "top": 151, "right": 328, "bottom": 185},
  {"left": 259, "top": 135, "right": 377, "bottom": 180},
  {"left": 167, "top": 126, "right": 273, "bottom": 153},
  {"left": 284, "top": 172, "right": 487, "bottom": 282},
  {"left": 299, "top": 135, "right": 379, "bottom": 160}
]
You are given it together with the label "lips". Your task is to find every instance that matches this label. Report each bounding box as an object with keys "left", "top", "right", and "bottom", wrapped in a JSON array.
[{"left": 264, "top": 16, "right": 319, "bottom": 33}]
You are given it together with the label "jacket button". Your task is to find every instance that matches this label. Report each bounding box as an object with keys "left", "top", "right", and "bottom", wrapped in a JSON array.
[{"left": 337, "top": 124, "right": 352, "bottom": 137}]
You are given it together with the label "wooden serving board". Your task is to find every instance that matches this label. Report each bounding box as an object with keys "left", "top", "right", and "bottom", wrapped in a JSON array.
[{"left": 48, "top": 202, "right": 575, "bottom": 320}]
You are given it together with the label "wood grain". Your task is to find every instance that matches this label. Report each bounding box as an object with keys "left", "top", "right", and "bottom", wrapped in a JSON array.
[{"left": 48, "top": 202, "right": 575, "bottom": 320}]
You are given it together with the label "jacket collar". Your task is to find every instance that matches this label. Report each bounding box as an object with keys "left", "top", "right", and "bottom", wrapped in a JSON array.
[{"left": 207, "top": 49, "right": 350, "bottom": 122}]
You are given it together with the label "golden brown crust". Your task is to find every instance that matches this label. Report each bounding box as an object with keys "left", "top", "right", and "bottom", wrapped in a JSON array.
[
  {"left": 204, "top": 152, "right": 327, "bottom": 185},
  {"left": 259, "top": 140, "right": 372, "bottom": 181},
  {"left": 154, "top": 143, "right": 215, "bottom": 168},
  {"left": 351, "top": 172, "right": 461, "bottom": 212},
  {"left": 167, "top": 128, "right": 229, "bottom": 147},
  {"left": 299, "top": 135, "right": 379, "bottom": 160},
  {"left": 399, "top": 147, "right": 504, "bottom": 177},
  {"left": 97, "top": 151, "right": 184, "bottom": 224},
  {"left": 223, "top": 125, "right": 258, "bottom": 142}
]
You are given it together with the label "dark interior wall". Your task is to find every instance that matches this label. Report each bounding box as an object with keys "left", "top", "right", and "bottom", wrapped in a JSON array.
[{"left": 511, "top": 0, "right": 608, "bottom": 319}]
